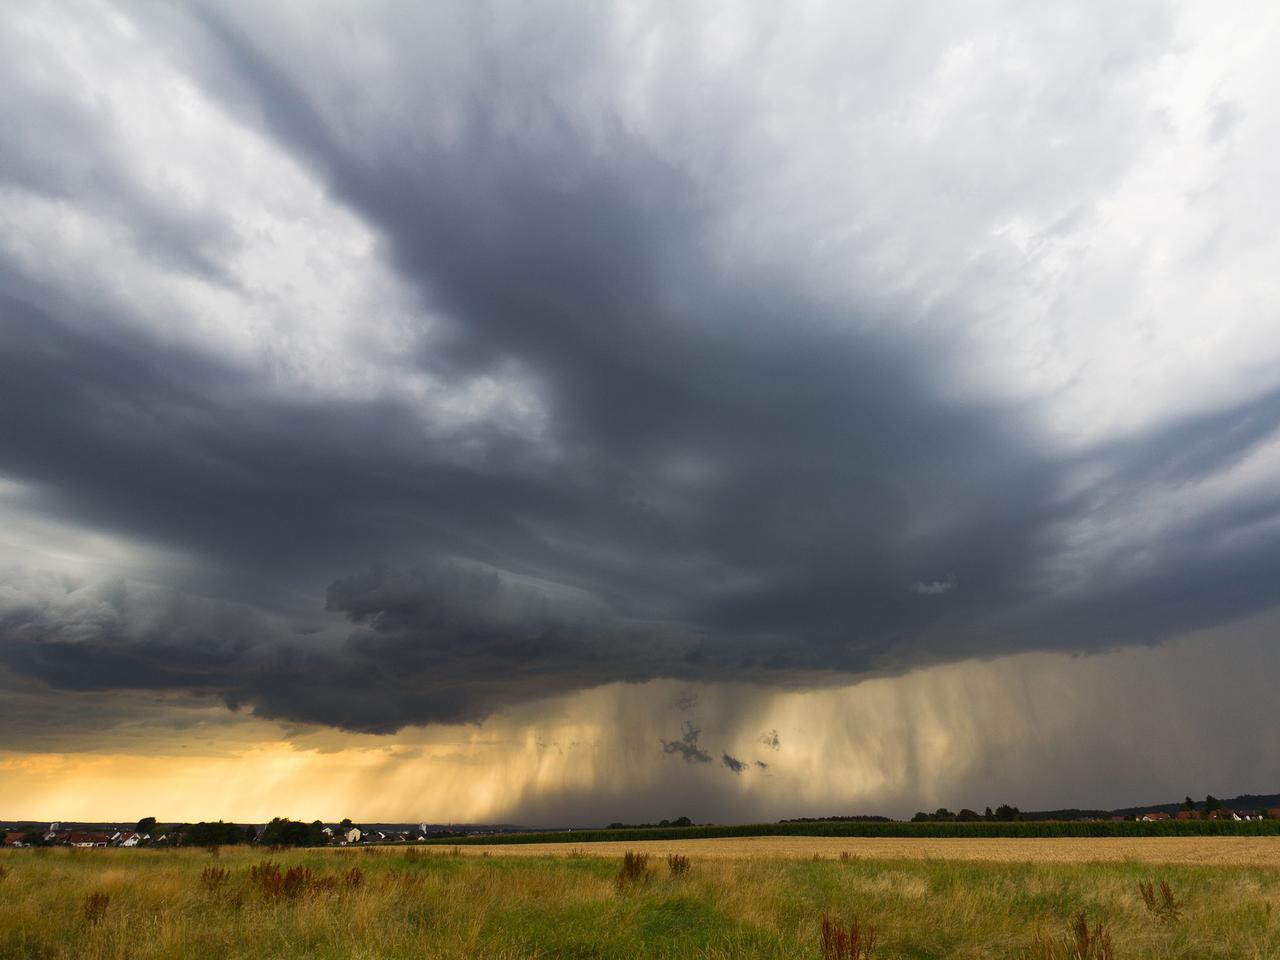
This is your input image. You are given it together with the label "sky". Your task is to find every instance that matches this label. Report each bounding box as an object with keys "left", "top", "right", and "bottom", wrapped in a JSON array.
[{"left": 1, "top": 0, "right": 1279, "bottom": 825}]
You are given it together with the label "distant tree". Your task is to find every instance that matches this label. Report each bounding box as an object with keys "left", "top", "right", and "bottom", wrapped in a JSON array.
[
  {"left": 672, "top": 816, "right": 692, "bottom": 827},
  {"left": 1183, "top": 797, "right": 1196, "bottom": 811},
  {"left": 909, "top": 808, "right": 959, "bottom": 822},
  {"left": 180, "top": 821, "right": 248, "bottom": 846},
  {"left": 136, "top": 816, "right": 157, "bottom": 834},
  {"left": 983, "top": 807, "right": 995, "bottom": 822},
  {"left": 957, "top": 809, "right": 980, "bottom": 822},
  {"left": 994, "top": 804, "right": 1021, "bottom": 822},
  {"left": 20, "top": 828, "right": 47, "bottom": 846},
  {"left": 339, "top": 818, "right": 354, "bottom": 833},
  {"left": 1205, "top": 795, "right": 1221, "bottom": 813},
  {"left": 259, "top": 817, "right": 321, "bottom": 847},
  {"left": 245, "top": 825, "right": 258, "bottom": 844}
]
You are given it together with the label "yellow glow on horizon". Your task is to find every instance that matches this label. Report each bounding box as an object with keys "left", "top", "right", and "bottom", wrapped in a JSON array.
[{"left": 3, "top": 612, "right": 1278, "bottom": 824}]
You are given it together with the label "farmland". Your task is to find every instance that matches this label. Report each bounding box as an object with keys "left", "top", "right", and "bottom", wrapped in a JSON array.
[{"left": 3, "top": 839, "right": 1279, "bottom": 958}]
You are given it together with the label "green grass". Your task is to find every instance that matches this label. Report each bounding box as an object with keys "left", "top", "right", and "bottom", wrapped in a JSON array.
[{"left": 1, "top": 845, "right": 1278, "bottom": 958}]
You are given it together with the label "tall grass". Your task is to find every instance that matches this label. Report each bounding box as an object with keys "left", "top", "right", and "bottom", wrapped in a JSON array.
[
  {"left": 1137, "top": 878, "right": 1183, "bottom": 924},
  {"left": 0, "top": 844, "right": 1277, "bottom": 958},
  {"left": 1032, "top": 913, "right": 1116, "bottom": 960}
]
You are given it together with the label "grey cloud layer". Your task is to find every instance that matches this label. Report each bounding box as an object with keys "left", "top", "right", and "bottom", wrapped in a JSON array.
[{"left": 1, "top": 1, "right": 1279, "bottom": 739}]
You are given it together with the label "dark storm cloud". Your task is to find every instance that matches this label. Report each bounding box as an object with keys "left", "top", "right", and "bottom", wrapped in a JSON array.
[
  {"left": 661, "top": 723, "right": 712, "bottom": 765},
  {"left": 721, "top": 753, "right": 746, "bottom": 775},
  {"left": 2, "top": 1, "right": 1280, "bottom": 739}
]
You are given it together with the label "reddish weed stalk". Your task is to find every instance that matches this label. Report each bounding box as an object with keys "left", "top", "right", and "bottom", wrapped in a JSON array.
[{"left": 820, "top": 914, "right": 877, "bottom": 960}]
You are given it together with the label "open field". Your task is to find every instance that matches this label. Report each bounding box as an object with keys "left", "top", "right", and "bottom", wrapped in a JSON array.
[
  {"left": 3, "top": 842, "right": 1280, "bottom": 958},
  {"left": 460, "top": 834, "right": 1280, "bottom": 866}
]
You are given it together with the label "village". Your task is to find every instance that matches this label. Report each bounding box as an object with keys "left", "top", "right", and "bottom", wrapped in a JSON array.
[{"left": 1, "top": 820, "right": 477, "bottom": 849}]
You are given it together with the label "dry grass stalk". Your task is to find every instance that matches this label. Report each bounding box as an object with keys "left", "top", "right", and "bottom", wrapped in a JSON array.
[
  {"left": 1031, "top": 912, "right": 1115, "bottom": 960},
  {"left": 820, "top": 913, "right": 877, "bottom": 960},
  {"left": 1137, "top": 879, "right": 1182, "bottom": 923},
  {"left": 0, "top": 865, "right": 9, "bottom": 882},
  {"left": 615, "top": 851, "right": 652, "bottom": 890},
  {"left": 200, "top": 865, "right": 231, "bottom": 892},
  {"left": 667, "top": 853, "right": 691, "bottom": 877},
  {"left": 246, "top": 860, "right": 364, "bottom": 900},
  {"left": 81, "top": 891, "right": 110, "bottom": 927}
]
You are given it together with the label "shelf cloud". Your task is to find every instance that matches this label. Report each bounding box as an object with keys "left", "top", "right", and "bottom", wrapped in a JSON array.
[{"left": 2, "top": 0, "right": 1279, "bottom": 819}]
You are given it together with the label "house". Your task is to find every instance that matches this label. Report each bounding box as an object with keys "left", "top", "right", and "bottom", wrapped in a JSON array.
[
  {"left": 1175, "top": 810, "right": 1197, "bottom": 820},
  {"left": 1267, "top": 809, "right": 1280, "bottom": 820},
  {"left": 1139, "top": 812, "right": 1170, "bottom": 822},
  {"left": 344, "top": 828, "right": 362, "bottom": 844},
  {"left": 3, "top": 831, "right": 26, "bottom": 847},
  {"left": 114, "top": 832, "right": 147, "bottom": 847},
  {"left": 66, "top": 832, "right": 111, "bottom": 848}
]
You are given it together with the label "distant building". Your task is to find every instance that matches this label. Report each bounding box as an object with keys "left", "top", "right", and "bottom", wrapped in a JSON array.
[
  {"left": 1139, "top": 812, "right": 1170, "bottom": 822},
  {"left": 66, "top": 832, "right": 110, "bottom": 848},
  {"left": 344, "top": 828, "right": 362, "bottom": 844}
]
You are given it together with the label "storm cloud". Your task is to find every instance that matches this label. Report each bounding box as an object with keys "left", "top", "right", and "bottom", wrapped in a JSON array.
[{"left": 2, "top": 0, "right": 1280, "bottom": 792}]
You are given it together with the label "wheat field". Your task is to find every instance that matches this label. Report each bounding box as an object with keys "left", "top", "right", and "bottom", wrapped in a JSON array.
[
  {"left": 460, "top": 834, "right": 1280, "bottom": 866},
  {"left": 2, "top": 841, "right": 1278, "bottom": 958}
]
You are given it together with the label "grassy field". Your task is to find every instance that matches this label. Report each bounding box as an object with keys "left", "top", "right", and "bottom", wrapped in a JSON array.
[{"left": 2, "top": 841, "right": 1279, "bottom": 959}]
